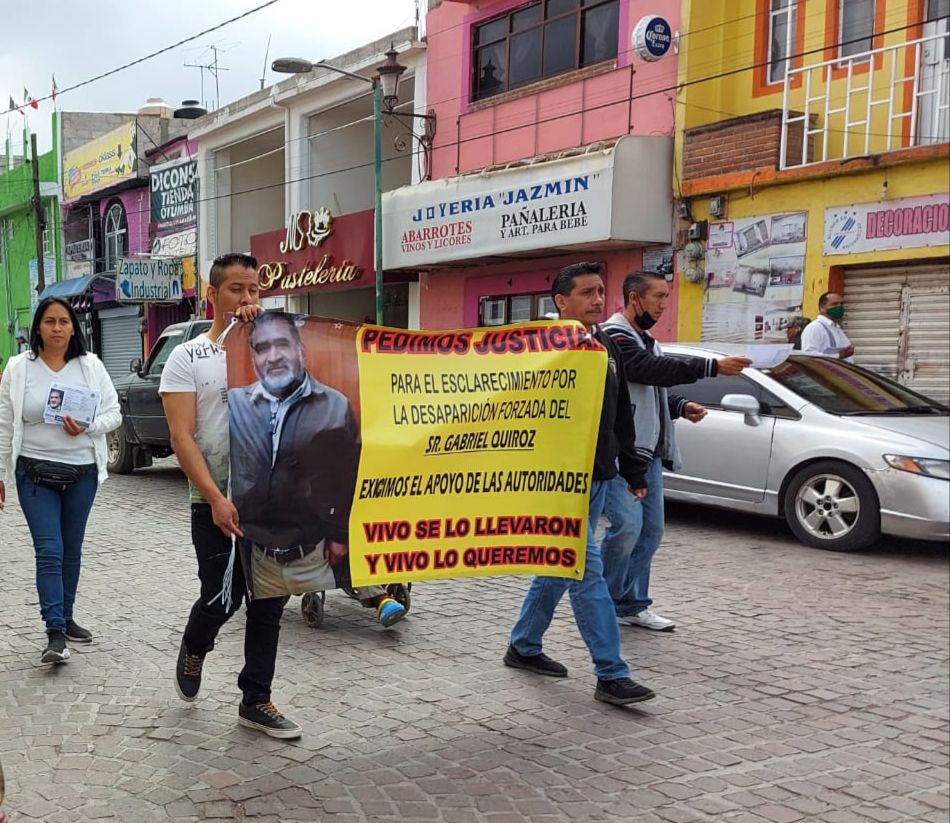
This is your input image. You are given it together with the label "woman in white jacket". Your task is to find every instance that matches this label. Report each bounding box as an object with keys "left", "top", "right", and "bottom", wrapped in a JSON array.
[{"left": 0, "top": 297, "right": 121, "bottom": 664}]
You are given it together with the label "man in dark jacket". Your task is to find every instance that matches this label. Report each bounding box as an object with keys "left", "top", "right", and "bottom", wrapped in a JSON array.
[
  {"left": 229, "top": 311, "right": 406, "bottom": 627},
  {"left": 505, "top": 262, "right": 656, "bottom": 706},
  {"left": 601, "top": 271, "right": 751, "bottom": 631}
]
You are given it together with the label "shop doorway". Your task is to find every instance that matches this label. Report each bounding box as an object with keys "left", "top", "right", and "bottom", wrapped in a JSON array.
[
  {"left": 98, "top": 305, "right": 143, "bottom": 381},
  {"left": 843, "top": 262, "right": 950, "bottom": 403}
]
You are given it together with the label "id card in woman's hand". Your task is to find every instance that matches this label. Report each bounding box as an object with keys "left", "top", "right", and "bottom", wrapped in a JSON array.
[{"left": 43, "top": 381, "right": 100, "bottom": 428}]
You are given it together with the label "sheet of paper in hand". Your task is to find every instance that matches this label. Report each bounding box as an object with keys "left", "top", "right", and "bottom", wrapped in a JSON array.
[{"left": 43, "top": 382, "right": 100, "bottom": 427}]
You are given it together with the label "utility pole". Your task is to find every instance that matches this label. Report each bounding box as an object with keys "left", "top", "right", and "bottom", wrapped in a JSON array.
[{"left": 30, "top": 132, "right": 47, "bottom": 295}]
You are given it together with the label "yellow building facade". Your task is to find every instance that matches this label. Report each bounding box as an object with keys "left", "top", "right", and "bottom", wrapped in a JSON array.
[{"left": 674, "top": 0, "right": 949, "bottom": 400}]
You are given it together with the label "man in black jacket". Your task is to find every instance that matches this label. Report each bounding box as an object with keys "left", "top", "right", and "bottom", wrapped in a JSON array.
[
  {"left": 601, "top": 271, "right": 750, "bottom": 631},
  {"left": 505, "top": 262, "right": 656, "bottom": 706}
]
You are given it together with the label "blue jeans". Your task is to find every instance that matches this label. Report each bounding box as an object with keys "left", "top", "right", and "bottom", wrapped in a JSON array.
[
  {"left": 509, "top": 480, "right": 630, "bottom": 681},
  {"left": 15, "top": 458, "right": 98, "bottom": 633},
  {"left": 601, "top": 457, "right": 665, "bottom": 617}
]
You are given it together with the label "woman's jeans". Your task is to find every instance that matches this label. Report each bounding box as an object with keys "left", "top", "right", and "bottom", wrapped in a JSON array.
[{"left": 15, "top": 458, "right": 98, "bottom": 634}]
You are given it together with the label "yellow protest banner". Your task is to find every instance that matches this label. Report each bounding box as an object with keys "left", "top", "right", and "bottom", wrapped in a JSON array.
[{"left": 349, "top": 322, "right": 606, "bottom": 586}]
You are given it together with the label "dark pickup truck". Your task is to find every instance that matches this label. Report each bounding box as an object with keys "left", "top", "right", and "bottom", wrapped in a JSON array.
[{"left": 108, "top": 319, "right": 212, "bottom": 473}]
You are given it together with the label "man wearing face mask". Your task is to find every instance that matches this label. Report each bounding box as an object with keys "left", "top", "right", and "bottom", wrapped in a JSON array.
[
  {"left": 799, "top": 292, "right": 855, "bottom": 362},
  {"left": 600, "top": 271, "right": 752, "bottom": 632}
]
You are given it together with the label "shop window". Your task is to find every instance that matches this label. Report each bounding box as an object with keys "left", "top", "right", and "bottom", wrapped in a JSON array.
[
  {"left": 479, "top": 291, "right": 557, "bottom": 326},
  {"left": 103, "top": 201, "right": 128, "bottom": 272},
  {"left": 839, "top": 0, "right": 875, "bottom": 59},
  {"left": 509, "top": 294, "right": 533, "bottom": 322},
  {"left": 472, "top": 0, "right": 620, "bottom": 101},
  {"left": 768, "top": 0, "right": 798, "bottom": 83},
  {"left": 536, "top": 294, "right": 558, "bottom": 319},
  {"left": 481, "top": 297, "right": 507, "bottom": 326}
]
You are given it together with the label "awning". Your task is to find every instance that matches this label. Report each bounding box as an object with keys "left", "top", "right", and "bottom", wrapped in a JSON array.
[{"left": 38, "top": 273, "right": 101, "bottom": 301}]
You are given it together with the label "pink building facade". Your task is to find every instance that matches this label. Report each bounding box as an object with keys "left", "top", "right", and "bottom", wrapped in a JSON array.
[{"left": 383, "top": 0, "right": 681, "bottom": 335}]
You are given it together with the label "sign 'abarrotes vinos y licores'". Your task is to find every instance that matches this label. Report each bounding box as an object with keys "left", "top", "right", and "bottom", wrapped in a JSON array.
[
  {"left": 381, "top": 136, "right": 674, "bottom": 269},
  {"left": 115, "top": 257, "right": 184, "bottom": 303}
]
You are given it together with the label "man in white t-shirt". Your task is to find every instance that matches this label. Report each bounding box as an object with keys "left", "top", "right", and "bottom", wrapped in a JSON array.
[
  {"left": 800, "top": 291, "right": 855, "bottom": 362},
  {"left": 159, "top": 253, "right": 301, "bottom": 740}
]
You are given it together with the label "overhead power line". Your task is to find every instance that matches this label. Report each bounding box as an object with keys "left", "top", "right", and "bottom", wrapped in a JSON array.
[{"left": 11, "top": 0, "right": 281, "bottom": 110}]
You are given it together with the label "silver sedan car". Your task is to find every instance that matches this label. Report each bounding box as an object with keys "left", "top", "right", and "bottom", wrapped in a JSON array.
[{"left": 662, "top": 345, "right": 949, "bottom": 552}]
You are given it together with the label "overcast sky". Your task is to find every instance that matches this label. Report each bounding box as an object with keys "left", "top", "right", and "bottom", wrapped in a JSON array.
[{"left": 1, "top": 0, "right": 421, "bottom": 154}]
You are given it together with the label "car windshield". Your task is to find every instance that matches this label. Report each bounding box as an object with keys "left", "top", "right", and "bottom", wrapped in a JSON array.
[{"left": 764, "top": 356, "right": 948, "bottom": 416}]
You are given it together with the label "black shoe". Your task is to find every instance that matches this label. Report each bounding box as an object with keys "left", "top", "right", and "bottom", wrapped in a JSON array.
[
  {"left": 65, "top": 619, "right": 92, "bottom": 643},
  {"left": 174, "top": 640, "right": 204, "bottom": 702},
  {"left": 41, "top": 631, "right": 70, "bottom": 664},
  {"left": 594, "top": 677, "right": 656, "bottom": 706},
  {"left": 238, "top": 701, "right": 302, "bottom": 739},
  {"left": 503, "top": 645, "right": 567, "bottom": 677}
]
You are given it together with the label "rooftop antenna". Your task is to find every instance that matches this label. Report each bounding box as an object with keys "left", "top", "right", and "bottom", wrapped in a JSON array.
[
  {"left": 184, "top": 43, "right": 232, "bottom": 110},
  {"left": 260, "top": 34, "right": 272, "bottom": 91}
]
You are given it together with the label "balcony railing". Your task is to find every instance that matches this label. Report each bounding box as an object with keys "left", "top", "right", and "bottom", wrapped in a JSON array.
[{"left": 781, "top": 31, "right": 949, "bottom": 168}]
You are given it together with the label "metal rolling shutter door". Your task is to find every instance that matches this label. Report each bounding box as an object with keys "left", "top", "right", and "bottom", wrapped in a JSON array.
[
  {"left": 903, "top": 276, "right": 950, "bottom": 403},
  {"left": 844, "top": 263, "right": 950, "bottom": 402},
  {"left": 843, "top": 267, "right": 903, "bottom": 380},
  {"left": 98, "top": 305, "right": 143, "bottom": 381}
]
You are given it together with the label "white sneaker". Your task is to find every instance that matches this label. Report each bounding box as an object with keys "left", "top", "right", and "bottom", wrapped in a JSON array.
[{"left": 622, "top": 609, "right": 675, "bottom": 632}]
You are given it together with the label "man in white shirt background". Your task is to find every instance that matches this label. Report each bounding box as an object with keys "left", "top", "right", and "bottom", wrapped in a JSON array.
[{"left": 799, "top": 291, "right": 855, "bottom": 362}]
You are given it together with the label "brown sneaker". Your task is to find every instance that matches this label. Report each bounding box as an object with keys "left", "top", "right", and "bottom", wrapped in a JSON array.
[{"left": 174, "top": 640, "right": 204, "bottom": 702}]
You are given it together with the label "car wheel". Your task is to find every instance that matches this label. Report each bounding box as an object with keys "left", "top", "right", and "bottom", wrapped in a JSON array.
[
  {"left": 107, "top": 428, "right": 136, "bottom": 475},
  {"left": 783, "top": 460, "right": 880, "bottom": 552}
]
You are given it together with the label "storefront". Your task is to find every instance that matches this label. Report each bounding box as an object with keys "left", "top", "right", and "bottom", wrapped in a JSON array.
[
  {"left": 382, "top": 136, "right": 674, "bottom": 332},
  {"left": 679, "top": 172, "right": 950, "bottom": 404},
  {"left": 825, "top": 194, "right": 950, "bottom": 403},
  {"left": 61, "top": 117, "right": 192, "bottom": 371},
  {"left": 250, "top": 206, "right": 414, "bottom": 327},
  {"left": 193, "top": 31, "right": 425, "bottom": 328}
]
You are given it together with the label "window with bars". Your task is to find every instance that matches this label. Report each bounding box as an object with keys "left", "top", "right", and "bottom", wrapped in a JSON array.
[
  {"left": 839, "top": 0, "right": 876, "bottom": 59},
  {"left": 479, "top": 292, "right": 558, "bottom": 326},
  {"left": 103, "top": 201, "right": 128, "bottom": 272},
  {"left": 768, "top": 0, "right": 798, "bottom": 83},
  {"left": 472, "top": 0, "right": 620, "bottom": 102}
]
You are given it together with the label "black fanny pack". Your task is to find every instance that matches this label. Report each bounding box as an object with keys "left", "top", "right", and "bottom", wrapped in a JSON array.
[{"left": 19, "top": 456, "right": 93, "bottom": 491}]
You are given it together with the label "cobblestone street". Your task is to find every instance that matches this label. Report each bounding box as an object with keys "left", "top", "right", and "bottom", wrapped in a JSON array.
[{"left": 0, "top": 459, "right": 947, "bottom": 822}]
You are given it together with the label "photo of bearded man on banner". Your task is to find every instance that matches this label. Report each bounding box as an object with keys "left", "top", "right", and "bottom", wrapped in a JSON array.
[{"left": 228, "top": 311, "right": 365, "bottom": 600}]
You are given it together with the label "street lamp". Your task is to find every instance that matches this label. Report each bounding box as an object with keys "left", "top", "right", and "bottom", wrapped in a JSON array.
[{"left": 272, "top": 47, "right": 435, "bottom": 325}]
